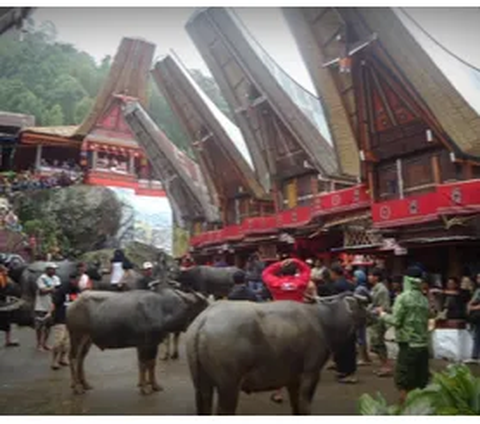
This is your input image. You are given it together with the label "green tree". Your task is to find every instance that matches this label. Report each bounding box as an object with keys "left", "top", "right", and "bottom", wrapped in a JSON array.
[
  {"left": 74, "top": 96, "right": 94, "bottom": 124},
  {"left": 44, "top": 104, "right": 64, "bottom": 126}
]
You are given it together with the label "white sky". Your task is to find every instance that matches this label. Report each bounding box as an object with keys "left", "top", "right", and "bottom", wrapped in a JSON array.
[{"left": 32, "top": 7, "right": 480, "bottom": 102}]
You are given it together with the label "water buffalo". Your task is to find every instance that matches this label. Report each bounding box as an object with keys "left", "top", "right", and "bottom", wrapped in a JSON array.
[
  {"left": 185, "top": 293, "right": 368, "bottom": 415},
  {"left": 6, "top": 260, "right": 104, "bottom": 326},
  {"left": 175, "top": 266, "right": 241, "bottom": 299},
  {"left": 67, "top": 287, "right": 209, "bottom": 395}
]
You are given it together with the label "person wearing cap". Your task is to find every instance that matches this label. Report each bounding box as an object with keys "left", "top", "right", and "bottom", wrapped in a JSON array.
[
  {"left": 227, "top": 270, "right": 257, "bottom": 302},
  {"left": 34, "top": 263, "right": 61, "bottom": 352},
  {"left": 137, "top": 262, "right": 155, "bottom": 291}
]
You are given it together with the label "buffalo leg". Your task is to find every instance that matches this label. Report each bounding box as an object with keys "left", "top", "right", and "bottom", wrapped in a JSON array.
[
  {"left": 147, "top": 344, "right": 163, "bottom": 392},
  {"left": 69, "top": 334, "right": 81, "bottom": 392},
  {"left": 216, "top": 385, "right": 240, "bottom": 415},
  {"left": 287, "top": 380, "right": 300, "bottom": 415},
  {"left": 171, "top": 333, "right": 180, "bottom": 359},
  {"left": 297, "top": 373, "right": 320, "bottom": 415},
  {"left": 148, "top": 359, "right": 163, "bottom": 392},
  {"left": 78, "top": 338, "right": 93, "bottom": 391},
  {"left": 160, "top": 335, "right": 170, "bottom": 361},
  {"left": 137, "top": 348, "right": 150, "bottom": 395}
]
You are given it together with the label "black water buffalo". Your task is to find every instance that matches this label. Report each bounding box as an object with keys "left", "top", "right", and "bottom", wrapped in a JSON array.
[
  {"left": 66, "top": 287, "right": 208, "bottom": 395},
  {"left": 185, "top": 293, "right": 368, "bottom": 415},
  {"left": 175, "top": 266, "right": 241, "bottom": 299}
]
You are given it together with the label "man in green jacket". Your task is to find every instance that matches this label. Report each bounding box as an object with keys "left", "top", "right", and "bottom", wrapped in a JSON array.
[{"left": 377, "top": 266, "right": 430, "bottom": 404}]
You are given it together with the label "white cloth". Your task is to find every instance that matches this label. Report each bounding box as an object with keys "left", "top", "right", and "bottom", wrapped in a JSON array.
[
  {"left": 34, "top": 273, "right": 61, "bottom": 312},
  {"left": 77, "top": 273, "right": 91, "bottom": 291},
  {"left": 110, "top": 262, "right": 124, "bottom": 285},
  {"left": 432, "top": 329, "right": 474, "bottom": 362}
]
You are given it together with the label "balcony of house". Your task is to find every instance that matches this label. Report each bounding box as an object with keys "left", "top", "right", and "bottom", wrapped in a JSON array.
[
  {"left": 190, "top": 184, "right": 372, "bottom": 249},
  {"left": 83, "top": 147, "right": 165, "bottom": 196},
  {"left": 372, "top": 179, "right": 480, "bottom": 229}
]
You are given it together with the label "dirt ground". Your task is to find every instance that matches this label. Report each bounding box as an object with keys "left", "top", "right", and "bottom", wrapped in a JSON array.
[{"left": 0, "top": 327, "right": 476, "bottom": 415}]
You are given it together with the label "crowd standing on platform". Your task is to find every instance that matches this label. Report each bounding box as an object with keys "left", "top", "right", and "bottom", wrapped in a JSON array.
[{"left": 0, "top": 169, "right": 82, "bottom": 197}]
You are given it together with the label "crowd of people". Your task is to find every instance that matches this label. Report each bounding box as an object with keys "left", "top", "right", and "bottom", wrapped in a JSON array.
[
  {"left": 215, "top": 253, "right": 480, "bottom": 405},
  {"left": 0, "top": 169, "right": 82, "bottom": 196},
  {"left": 3, "top": 250, "right": 480, "bottom": 408}
]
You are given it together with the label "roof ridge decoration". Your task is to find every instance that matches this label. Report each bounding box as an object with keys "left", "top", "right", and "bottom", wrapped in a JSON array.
[
  {"left": 152, "top": 53, "right": 268, "bottom": 201},
  {"left": 186, "top": 7, "right": 340, "bottom": 184},
  {"left": 75, "top": 37, "right": 156, "bottom": 137}
]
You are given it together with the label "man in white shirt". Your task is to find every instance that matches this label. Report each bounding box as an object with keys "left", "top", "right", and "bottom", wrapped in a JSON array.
[{"left": 34, "top": 263, "right": 61, "bottom": 352}]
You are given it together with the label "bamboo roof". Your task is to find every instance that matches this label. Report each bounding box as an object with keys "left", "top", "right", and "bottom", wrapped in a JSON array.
[
  {"left": 285, "top": 7, "right": 480, "bottom": 160},
  {"left": 0, "top": 8, "right": 33, "bottom": 35},
  {"left": 122, "top": 99, "right": 220, "bottom": 227},
  {"left": 75, "top": 37, "right": 155, "bottom": 137},
  {"left": 152, "top": 53, "right": 267, "bottom": 201},
  {"left": 283, "top": 9, "right": 361, "bottom": 178},
  {"left": 186, "top": 8, "right": 341, "bottom": 183}
]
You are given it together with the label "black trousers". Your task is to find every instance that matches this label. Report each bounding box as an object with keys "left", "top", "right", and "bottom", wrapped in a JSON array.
[{"left": 333, "top": 333, "right": 357, "bottom": 377}]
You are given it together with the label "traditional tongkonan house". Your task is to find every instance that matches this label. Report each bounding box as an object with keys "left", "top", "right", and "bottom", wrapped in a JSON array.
[
  {"left": 15, "top": 38, "right": 166, "bottom": 197},
  {"left": 284, "top": 7, "right": 480, "bottom": 277},
  {"left": 122, "top": 98, "right": 220, "bottom": 258},
  {"left": 74, "top": 37, "right": 165, "bottom": 196},
  {"left": 186, "top": 8, "right": 371, "bottom": 262},
  {"left": 152, "top": 53, "right": 273, "bottom": 264}
]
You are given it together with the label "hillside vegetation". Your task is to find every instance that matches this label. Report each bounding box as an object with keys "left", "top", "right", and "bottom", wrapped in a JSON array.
[{"left": 0, "top": 20, "right": 231, "bottom": 155}]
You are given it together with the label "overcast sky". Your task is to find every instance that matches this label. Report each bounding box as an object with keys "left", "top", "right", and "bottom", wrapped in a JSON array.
[{"left": 32, "top": 7, "right": 480, "bottom": 102}]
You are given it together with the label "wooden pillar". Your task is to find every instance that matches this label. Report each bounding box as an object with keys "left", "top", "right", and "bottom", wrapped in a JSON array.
[
  {"left": 128, "top": 154, "right": 135, "bottom": 175},
  {"left": 92, "top": 150, "right": 98, "bottom": 169},
  {"left": 432, "top": 155, "right": 441, "bottom": 184},
  {"left": 35, "top": 144, "right": 43, "bottom": 170}
]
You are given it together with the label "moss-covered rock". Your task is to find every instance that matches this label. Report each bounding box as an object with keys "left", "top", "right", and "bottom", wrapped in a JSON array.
[{"left": 13, "top": 185, "right": 122, "bottom": 257}]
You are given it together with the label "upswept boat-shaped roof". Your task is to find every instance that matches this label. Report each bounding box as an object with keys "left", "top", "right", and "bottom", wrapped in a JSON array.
[
  {"left": 75, "top": 37, "right": 155, "bottom": 138},
  {"left": 0, "top": 8, "right": 33, "bottom": 35},
  {"left": 152, "top": 53, "right": 267, "bottom": 202},
  {"left": 122, "top": 99, "right": 219, "bottom": 228},
  {"left": 186, "top": 7, "right": 341, "bottom": 186},
  {"left": 284, "top": 7, "right": 480, "bottom": 161}
]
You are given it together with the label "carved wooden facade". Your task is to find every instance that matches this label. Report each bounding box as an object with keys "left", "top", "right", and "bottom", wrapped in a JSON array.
[
  {"left": 186, "top": 8, "right": 354, "bottom": 217},
  {"left": 285, "top": 7, "right": 480, "bottom": 274}
]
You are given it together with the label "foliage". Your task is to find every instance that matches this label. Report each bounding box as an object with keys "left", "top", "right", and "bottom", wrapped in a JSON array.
[
  {"left": 14, "top": 185, "right": 123, "bottom": 258},
  {"left": 0, "top": 20, "right": 230, "bottom": 154},
  {"left": 358, "top": 364, "right": 480, "bottom": 415}
]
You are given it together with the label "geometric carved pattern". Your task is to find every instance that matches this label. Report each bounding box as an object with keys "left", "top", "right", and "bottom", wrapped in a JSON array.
[{"left": 344, "top": 227, "right": 384, "bottom": 247}]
